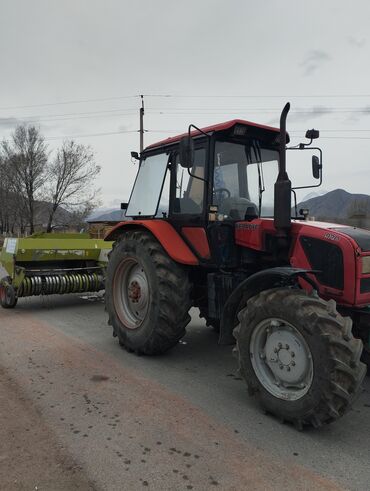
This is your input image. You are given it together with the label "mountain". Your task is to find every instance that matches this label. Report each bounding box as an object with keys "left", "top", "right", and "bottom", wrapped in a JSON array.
[
  {"left": 296, "top": 189, "right": 370, "bottom": 220},
  {"left": 88, "top": 189, "right": 370, "bottom": 224},
  {"left": 301, "top": 189, "right": 328, "bottom": 202},
  {"left": 34, "top": 201, "right": 74, "bottom": 227},
  {"left": 88, "top": 205, "right": 169, "bottom": 222},
  {"left": 88, "top": 208, "right": 128, "bottom": 222}
]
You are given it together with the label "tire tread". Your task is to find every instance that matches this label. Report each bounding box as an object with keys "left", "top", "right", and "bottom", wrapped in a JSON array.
[{"left": 233, "top": 287, "right": 366, "bottom": 428}]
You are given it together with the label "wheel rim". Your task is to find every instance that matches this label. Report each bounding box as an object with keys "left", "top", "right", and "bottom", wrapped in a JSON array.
[
  {"left": 113, "top": 257, "right": 150, "bottom": 329},
  {"left": 250, "top": 318, "right": 314, "bottom": 401}
]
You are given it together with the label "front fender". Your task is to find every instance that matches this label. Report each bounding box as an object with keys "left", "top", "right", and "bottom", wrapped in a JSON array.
[
  {"left": 104, "top": 220, "right": 199, "bottom": 266},
  {"left": 219, "top": 267, "right": 314, "bottom": 345}
]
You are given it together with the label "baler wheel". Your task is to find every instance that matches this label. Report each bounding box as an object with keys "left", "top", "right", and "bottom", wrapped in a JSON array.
[
  {"left": 0, "top": 284, "right": 18, "bottom": 309},
  {"left": 233, "top": 287, "right": 366, "bottom": 429},
  {"left": 105, "top": 230, "right": 191, "bottom": 355}
]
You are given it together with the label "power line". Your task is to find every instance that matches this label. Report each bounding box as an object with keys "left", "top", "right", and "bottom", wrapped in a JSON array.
[
  {"left": 0, "top": 111, "right": 138, "bottom": 126},
  {"left": 0, "top": 107, "right": 139, "bottom": 120},
  {"left": 317, "top": 136, "right": 370, "bottom": 140},
  {"left": 0, "top": 95, "right": 139, "bottom": 111},
  {"left": 146, "top": 109, "right": 370, "bottom": 115},
  {"left": 44, "top": 129, "right": 138, "bottom": 141},
  {"left": 1, "top": 129, "right": 139, "bottom": 143},
  {"left": 147, "top": 106, "right": 370, "bottom": 110},
  {"left": 146, "top": 131, "right": 370, "bottom": 140},
  {"left": 3, "top": 106, "right": 370, "bottom": 124},
  {"left": 143, "top": 93, "right": 370, "bottom": 99},
  {"left": 2, "top": 109, "right": 369, "bottom": 127},
  {"left": 295, "top": 129, "right": 370, "bottom": 133},
  {"left": 2, "top": 92, "right": 370, "bottom": 112},
  {"left": 2, "top": 127, "right": 370, "bottom": 143}
]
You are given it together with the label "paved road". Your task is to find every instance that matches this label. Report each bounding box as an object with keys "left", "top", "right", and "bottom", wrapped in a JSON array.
[{"left": 0, "top": 294, "right": 369, "bottom": 490}]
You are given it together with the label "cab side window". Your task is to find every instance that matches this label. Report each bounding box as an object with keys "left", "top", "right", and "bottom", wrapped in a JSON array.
[{"left": 174, "top": 148, "right": 206, "bottom": 214}]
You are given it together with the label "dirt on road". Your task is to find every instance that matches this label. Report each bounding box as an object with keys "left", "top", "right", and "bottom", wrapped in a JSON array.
[
  {"left": 0, "top": 366, "right": 95, "bottom": 490},
  {"left": 0, "top": 302, "right": 348, "bottom": 491}
]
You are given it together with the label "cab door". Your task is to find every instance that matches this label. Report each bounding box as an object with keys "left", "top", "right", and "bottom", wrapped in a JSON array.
[{"left": 169, "top": 145, "right": 212, "bottom": 261}]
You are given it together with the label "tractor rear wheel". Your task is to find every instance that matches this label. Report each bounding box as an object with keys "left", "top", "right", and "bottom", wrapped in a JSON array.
[
  {"left": 0, "top": 284, "right": 18, "bottom": 309},
  {"left": 233, "top": 287, "right": 366, "bottom": 429},
  {"left": 105, "top": 230, "right": 191, "bottom": 355}
]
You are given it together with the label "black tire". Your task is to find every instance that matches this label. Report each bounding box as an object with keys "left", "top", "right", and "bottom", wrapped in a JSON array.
[
  {"left": 361, "top": 347, "right": 370, "bottom": 374},
  {"left": 199, "top": 307, "right": 220, "bottom": 333},
  {"left": 0, "top": 283, "right": 18, "bottom": 309},
  {"left": 105, "top": 230, "right": 191, "bottom": 355},
  {"left": 233, "top": 288, "right": 366, "bottom": 429}
]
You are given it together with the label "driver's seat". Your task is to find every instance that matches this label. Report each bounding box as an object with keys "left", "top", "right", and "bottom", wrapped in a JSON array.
[{"left": 219, "top": 197, "right": 258, "bottom": 220}]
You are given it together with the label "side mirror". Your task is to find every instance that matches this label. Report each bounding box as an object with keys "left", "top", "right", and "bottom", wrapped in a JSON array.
[
  {"left": 306, "top": 129, "right": 320, "bottom": 140},
  {"left": 121, "top": 202, "right": 128, "bottom": 210},
  {"left": 312, "top": 155, "right": 322, "bottom": 179},
  {"left": 131, "top": 151, "right": 140, "bottom": 160},
  {"left": 179, "top": 136, "right": 194, "bottom": 168}
]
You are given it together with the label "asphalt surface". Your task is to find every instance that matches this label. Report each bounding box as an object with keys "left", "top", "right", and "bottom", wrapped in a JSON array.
[{"left": 0, "top": 294, "right": 369, "bottom": 490}]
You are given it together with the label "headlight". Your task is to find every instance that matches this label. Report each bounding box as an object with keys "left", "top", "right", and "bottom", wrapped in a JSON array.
[{"left": 362, "top": 256, "right": 370, "bottom": 274}]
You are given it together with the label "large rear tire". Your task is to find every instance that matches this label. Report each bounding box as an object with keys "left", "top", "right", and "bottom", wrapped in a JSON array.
[
  {"left": 105, "top": 230, "right": 191, "bottom": 355},
  {"left": 233, "top": 288, "right": 366, "bottom": 429},
  {"left": 361, "top": 346, "right": 370, "bottom": 373}
]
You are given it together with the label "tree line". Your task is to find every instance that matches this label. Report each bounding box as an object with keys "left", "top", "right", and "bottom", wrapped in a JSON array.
[{"left": 0, "top": 125, "right": 100, "bottom": 235}]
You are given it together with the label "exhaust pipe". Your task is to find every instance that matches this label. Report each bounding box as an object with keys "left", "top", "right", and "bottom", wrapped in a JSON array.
[{"left": 274, "top": 102, "right": 291, "bottom": 235}]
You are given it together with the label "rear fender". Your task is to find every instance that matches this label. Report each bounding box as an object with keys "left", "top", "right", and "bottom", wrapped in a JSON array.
[
  {"left": 219, "top": 267, "right": 314, "bottom": 345},
  {"left": 104, "top": 220, "right": 199, "bottom": 266}
]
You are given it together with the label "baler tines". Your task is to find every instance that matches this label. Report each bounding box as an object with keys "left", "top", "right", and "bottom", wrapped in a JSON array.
[{"left": 0, "top": 233, "right": 113, "bottom": 308}]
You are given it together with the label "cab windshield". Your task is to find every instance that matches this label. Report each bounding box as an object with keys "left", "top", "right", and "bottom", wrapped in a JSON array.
[{"left": 213, "top": 140, "right": 279, "bottom": 219}]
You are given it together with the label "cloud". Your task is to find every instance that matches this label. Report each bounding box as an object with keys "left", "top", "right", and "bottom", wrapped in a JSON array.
[
  {"left": 292, "top": 105, "right": 333, "bottom": 122},
  {"left": 117, "top": 123, "right": 130, "bottom": 132},
  {"left": 301, "top": 50, "right": 331, "bottom": 76},
  {"left": 344, "top": 105, "right": 370, "bottom": 123},
  {"left": 0, "top": 117, "right": 24, "bottom": 129},
  {"left": 267, "top": 106, "right": 333, "bottom": 126},
  {"left": 0, "top": 116, "right": 62, "bottom": 132},
  {"left": 108, "top": 198, "right": 123, "bottom": 207},
  {"left": 348, "top": 36, "right": 366, "bottom": 48}
]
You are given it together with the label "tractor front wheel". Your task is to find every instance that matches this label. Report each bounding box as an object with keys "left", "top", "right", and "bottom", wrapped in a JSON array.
[
  {"left": 233, "top": 288, "right": 366, "bottom": 429},
  {"left": 105, "top": 230, "right": 191, "bottom": 355}
]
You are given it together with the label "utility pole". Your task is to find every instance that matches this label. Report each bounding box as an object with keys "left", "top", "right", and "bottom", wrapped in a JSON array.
[{"left": 139, "top": 94, "right": 144, "bottom": 153}]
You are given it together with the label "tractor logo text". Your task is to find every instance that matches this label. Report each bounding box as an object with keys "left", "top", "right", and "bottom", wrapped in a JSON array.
[
  {"left": 324, "top": 232, "right": 340, "bottom": 242},
  {"left": 236, "top": 223, "right": 260, "bottom": 231}
]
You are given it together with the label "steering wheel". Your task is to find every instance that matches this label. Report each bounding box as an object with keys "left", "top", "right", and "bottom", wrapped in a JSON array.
[{"left": 214, "top": 187, "right": 231, "bottom": 204}]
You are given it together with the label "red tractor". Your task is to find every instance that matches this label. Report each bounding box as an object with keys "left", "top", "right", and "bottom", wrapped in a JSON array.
[{"left": 105, "top": 103, "right": 368, "bottom": 429}]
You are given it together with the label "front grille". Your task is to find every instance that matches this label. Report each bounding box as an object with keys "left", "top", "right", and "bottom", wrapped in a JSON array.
[{"left": 300, "top": 236, "right": 344, "bottom": 290}]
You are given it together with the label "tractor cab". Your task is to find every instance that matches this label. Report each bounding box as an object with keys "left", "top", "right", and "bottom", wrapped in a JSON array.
[
  {"left": 125, "top": 114, "right": 320, "bottom": 267},
  {"left": 126, "top": 119, "right": 283, "bottom": 224}
]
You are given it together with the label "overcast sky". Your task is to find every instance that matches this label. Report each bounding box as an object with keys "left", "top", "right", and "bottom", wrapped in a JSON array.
[{"left": 1, "top": 0, "right": 370, "bottom": 209}]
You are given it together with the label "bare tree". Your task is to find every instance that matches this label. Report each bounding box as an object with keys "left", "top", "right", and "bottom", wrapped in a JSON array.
[
  {"left": 45, "top": 140, "right": 100, "bottom": 232},
  {"left": 0, "top": 154, "right": 27, "bottom": 234},
  {"left": 0, "top": 155, "right": 10, "bottom": 233},
  {"left": 2, "top": 125, "right": 48, "bottom": 234}
]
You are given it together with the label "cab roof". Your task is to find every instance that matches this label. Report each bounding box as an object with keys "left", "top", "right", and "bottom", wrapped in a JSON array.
[{"left": 145, "top": 119, "right": 283, "bottom": 151}]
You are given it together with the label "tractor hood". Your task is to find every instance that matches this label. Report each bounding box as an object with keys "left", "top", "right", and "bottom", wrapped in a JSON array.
[
  {"left": 331, "top": 226, "right": 370, "bottom": 252},
  {"left": 292, "top": 220, "right": 370, "bottom": 252}
]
